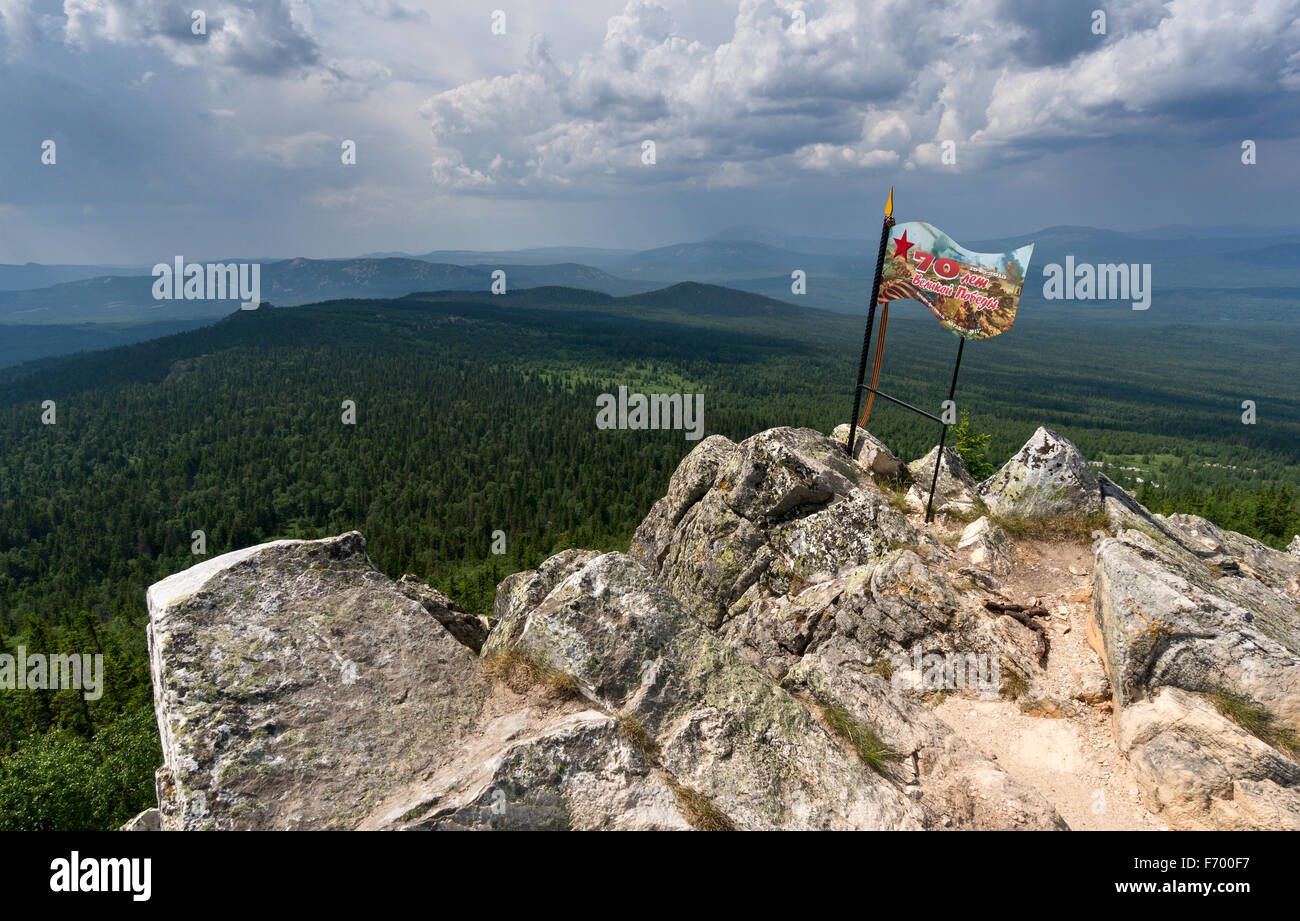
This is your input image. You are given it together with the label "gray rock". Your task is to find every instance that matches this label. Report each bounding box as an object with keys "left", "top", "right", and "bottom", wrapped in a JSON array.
[
  {"left": 721, "top": 548, "right": 951, "bottom": 679},
  {"left": 1289, "top": 535, "right": 1300, "bottom": 557},
  {"left": 1163, "top": 513, "right": 1300, "bottom": 603},
  {"left": 957, "top": 516, "right": 1014, "bottom": 574},
  {"left": 497, "top": 550, "right": 926, "bottom": 830},
  {"left": 1099, "top": 473, "right": 1170, "bottom": 535},
  {"left": 1070, "top": 659, "right": 1111, "bottom": 705},
  {"left": 140, "top": 424, "right": 1297, "bottom": 833},
  {"left": 830, "top": 424, "right": 905, "bottom": 479},
  {"left": 627, "top": 427, "right": 1060, "bottom": 829},
  {"left": 631, "top": 426, "right": 916, "bottom": 630},
  {"left": 120, "top": 808, "right": 161, "bottom": 831},
  {"left": 788, "top": 638, "right": 1067, "bottom": 830},
  {"left": 1093, "top": 524, "right": 1300, "bottom": 727},
  {"left": 146, "top": 532, "right": 488, "bottom": 830},
  {"left": 361, "top": 709, "right": 692, "bottom": 831},
  {"left": 722, "top": 426, "right": 872, "bottom": 520},
  {"left": 721, "top": 544, "right": 1045, "bottom": 689},
  {"left": 907, "top": 445, "right": 978, "bottom": 515},
  {"left": 978, "top": 427, "right": 1101, "bottom": 518},
  {"left": 1091, "top": 482, "right": 1300, "bottom": 829},
  {"left": 396, "top": 575, "right": 490, "bottom": 653},
  {"left": 1118, "top": 687, "right": 1300, "bottom": 830},
  {"left": 483, "top": 548, "right": 600, "bottom": 656}
]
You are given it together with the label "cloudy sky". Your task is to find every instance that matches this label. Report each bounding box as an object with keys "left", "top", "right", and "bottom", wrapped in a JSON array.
[{"left": 1, "top": 0, "right": 1298, "bottom": 263}]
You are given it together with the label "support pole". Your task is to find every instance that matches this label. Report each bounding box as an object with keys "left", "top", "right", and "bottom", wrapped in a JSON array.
[
  {"left": 856, "top": 384, "right": 944, "bottom": 424},
  {"left": 848, "top": 188, "right": 895, "bottom": 459},
  {"left": 925, "top": 335, "right": 966, "bottom": 523}
]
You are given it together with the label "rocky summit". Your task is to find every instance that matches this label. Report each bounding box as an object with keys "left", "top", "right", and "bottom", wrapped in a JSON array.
[{"left": 127, "top": 424, "right": 1300, "bottom": 831}]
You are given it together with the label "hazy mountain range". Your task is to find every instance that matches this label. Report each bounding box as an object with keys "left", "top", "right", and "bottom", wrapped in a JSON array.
[{"left": 1, "top": 223, "right": 1295, "bottom": 368}]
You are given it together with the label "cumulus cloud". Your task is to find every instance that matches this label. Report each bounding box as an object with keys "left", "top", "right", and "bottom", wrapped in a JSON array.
[
  {"left": 49, "top": 0, "right": 400, "bottom": 98},
  {"left": 419, "top": 0, "right": 1300, "bottom": 196},
  {"left": 978, "top": 0, "right": 1300, "bottom": 146},
  {"left": 0, "top": 0, "right": 57, "bottom": 52},
  {"left": 61, "top": 0, "right": 321, "bottom": 76}
]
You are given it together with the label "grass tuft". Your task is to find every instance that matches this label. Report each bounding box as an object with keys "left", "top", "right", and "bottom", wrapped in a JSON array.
[
  {"left": 616, "top": 714, "right": 733, "bottom": 830},
  {"left": 989, "top": 509, "right": 1109, "bottom": 544},
  {"left": 1001, "top": 666, "right": 1029, "bottom": 700},
  {"left": 666, "top": 778, "right": 735, "bottom": 831},
  {"left": 943, "top": 501, "right": 986, "bottom": 525},
  {"left": 483, "top": 649, "right": 581, "bottom": 699},
  {"left": 1212, "top": 689, "right": 1300, "bottom": 759},
  {"left": 616, "top": 714, "right": 660, "bottom": 761},
  {"left": 875, "top": 472, "right": 912, "bottom": 513},
  {"left": 819, "top": 701, "right": 900, "bottom": 773}
]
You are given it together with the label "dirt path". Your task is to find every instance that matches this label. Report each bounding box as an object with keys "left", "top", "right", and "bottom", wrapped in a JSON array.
[
  {"left": 927, "top": 526, "right": 1167, "bottom": 830},
  {"left": 935, "top": 700, "right": 1162, "bottom": 830}
]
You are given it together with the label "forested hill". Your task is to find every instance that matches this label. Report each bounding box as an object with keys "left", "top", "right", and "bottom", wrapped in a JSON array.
[
  {"left": 0, "top": 282, "right": 1297, "bottom": 829},
  {"left": 628, "top": 282, "right": 809, "bottom": 316}
]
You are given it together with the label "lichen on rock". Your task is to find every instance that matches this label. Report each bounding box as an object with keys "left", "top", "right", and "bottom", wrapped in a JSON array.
[
  {"left": 978, "top": 427, "right": 1102, "bottom": 518},
  {"left": 146, "top": 532, "right": 489, "bottom": 830}
]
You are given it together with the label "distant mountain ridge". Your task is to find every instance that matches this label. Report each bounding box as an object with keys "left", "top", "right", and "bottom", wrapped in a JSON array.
[
  {"left": 5, "top": 221, "right": 1295, "bottom": 342},
  {"left": 0, "top": 257, "right": 654, "bottom": 326},
  {"left": 0, "top": 263, "right": 150, "bottom": 291}
]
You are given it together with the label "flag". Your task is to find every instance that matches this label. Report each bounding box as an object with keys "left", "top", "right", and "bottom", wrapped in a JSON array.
[{"left": 879, "top": 222, "right": 1034, "bottom": 339}]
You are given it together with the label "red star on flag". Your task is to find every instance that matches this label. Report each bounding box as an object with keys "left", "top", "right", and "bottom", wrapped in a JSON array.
[{"left": 892, "top": 230, "right": 914, "bottom": 261}]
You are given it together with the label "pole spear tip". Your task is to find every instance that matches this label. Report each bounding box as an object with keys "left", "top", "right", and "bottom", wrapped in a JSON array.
[{"left": 885, "top": 186, "right": 893, "bottom": 218}]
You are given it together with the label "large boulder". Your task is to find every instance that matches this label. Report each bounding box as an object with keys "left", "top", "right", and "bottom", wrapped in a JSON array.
[
  {"left": 1091, "top": 488, "right": 1300, "bottom": 829},
  {"left": 718, "top": 543, "right": 1044, "bottom": 693},
  {"left": 978, "top": 427, "right": 1102, "bottom": 518},
  {"left": 831, "top": 424, "right": 905, "bottom": 478},
  {"left": 632, "top": 426, "right": 1042, "bottom": 681},
  {"left": 146, "top": 532, "right": 489, "bottom": 830},
  {"left": 720, "top": 548, "right": 957, "bottom": 680},
  {"left": 957, "top": 516, "right": 1014, "bottom": 574},
  {"left": 483, "top": 548, "right": 600, "bottom": 656},
  {"left": 629, "top": 426, "right": 1064, "bottom": 829},
  {"left": 492, "top": 550, "right": 926, "bottom": 830},
  {"left": 360, "top": 709, "right": 693, "bottom": 831},
  {"left": 120, "top": 809, "right": 161, "bottom": 831},
  {"left": 1118, "top": 687, "right": 1300, "bottom": 830},
  {"left": 906, "top": 445, "right": 977, "bottom": 515},
  {"left": 1094, "top": 524, "right": 1300, "bottom": 726},
  {"left": 396, "top": 575, "right": 490, "bottom": 653},
  {"left": 1289, "top": 535, "right": 1300, "bottom": 557},
  {"left": 631, "top": 427, "right": 918, "bottom": 631}
]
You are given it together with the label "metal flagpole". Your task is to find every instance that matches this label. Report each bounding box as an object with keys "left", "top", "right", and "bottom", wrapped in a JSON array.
[
  {"left": 847, "top": 187, "right": 895, "bottom": 459},
  {"left": 924, "top": 335, "right": 966, "bottom": 523}
]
